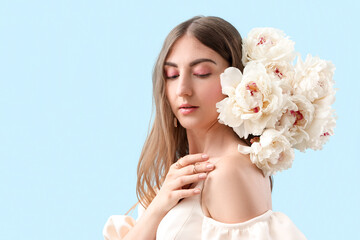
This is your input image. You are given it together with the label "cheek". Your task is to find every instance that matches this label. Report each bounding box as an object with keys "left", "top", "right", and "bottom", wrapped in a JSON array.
[
  {"left": 197, "top": 80, "right": 225, "bottom": 115},
  {"left": 205, "top": 81, "right": 225, "bottom": 103}
]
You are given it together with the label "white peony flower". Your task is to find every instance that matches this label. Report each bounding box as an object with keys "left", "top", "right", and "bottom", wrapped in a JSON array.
[
  {"left": 275, "top": 95, "right": 315, "bottom": 150},
  {"left": 264, "top": 61, "right": 295, "bottom": 95},
  {"left": 299, "top": 105, "right": 337, "bottom": 151},
  {"left": 242, "top": 28, "right": 296, "bottom": 65},
  {"left": 238, "top": 129, "right": 294, "bottom": 177},
  {"left": 216, "top": 63, "right": 284, "bottom": 138},
  {"left": 216, "top": 27, "right": 337, "bottom": 177},
  {"left": 292, "top": 54, "right": 336, "bottom": 102}
]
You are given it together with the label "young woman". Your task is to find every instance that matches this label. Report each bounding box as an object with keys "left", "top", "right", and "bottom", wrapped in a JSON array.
[{"left": 103, "top": 16, "right": 307, "bottom": 240}]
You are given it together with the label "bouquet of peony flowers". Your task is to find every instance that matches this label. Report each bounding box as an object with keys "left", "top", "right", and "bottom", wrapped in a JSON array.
[{"left": 216, "top": 28, "right": 337, "bottom": 177}]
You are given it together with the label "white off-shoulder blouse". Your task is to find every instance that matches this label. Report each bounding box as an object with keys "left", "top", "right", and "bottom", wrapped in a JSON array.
[{"left": 103, "top": 181, "right": 307, "bottom": 240}]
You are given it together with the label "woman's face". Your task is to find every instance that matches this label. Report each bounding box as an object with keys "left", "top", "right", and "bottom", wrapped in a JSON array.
[{"left": 164, "top": 33, "right": 229, "bottom": 131}]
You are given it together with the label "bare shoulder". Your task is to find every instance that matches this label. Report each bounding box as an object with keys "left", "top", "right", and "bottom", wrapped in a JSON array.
[{"left": 202, "top": 153, "right": 272, "bottom": 223}]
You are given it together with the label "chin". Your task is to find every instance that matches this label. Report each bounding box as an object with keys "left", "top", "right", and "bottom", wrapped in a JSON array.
[
  {"left": 178, "top": 119, "right": 199, "bottom": 129},
  {"left": 178, "top": 119, "right": 216, "bottom": 130},
  {"left": 178, "top": 123, "right": 197, "bottom": 130}
]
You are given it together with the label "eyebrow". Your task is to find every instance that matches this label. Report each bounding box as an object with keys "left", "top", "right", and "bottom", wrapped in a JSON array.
[{"left": 164, "top": 58, "right": 217, "bottom": 67}]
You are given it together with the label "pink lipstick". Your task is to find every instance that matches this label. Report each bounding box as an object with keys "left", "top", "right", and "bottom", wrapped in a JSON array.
[{"left": 179, "top": 104, "right": 199, "bottom": 115}]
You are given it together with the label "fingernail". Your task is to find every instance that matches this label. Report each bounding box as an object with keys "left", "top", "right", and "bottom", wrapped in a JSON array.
[
  {"left": 199, "top": 173, "right": 207, "bottom": 178},
  {"left": 206, "top": 164, "right": 214, "bottom": 169},
  {"left": 194, "top": 189, "right": 201, "bottom": 194},
  {"left": 202, "top": 154, "right": 209, "bottom": 159}
]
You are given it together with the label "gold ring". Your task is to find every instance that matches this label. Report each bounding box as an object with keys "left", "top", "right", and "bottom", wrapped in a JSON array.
[
  {"left": 193, "top": 164, "right": 199, "bottom": 174},
  {"left": 176, "top": 160, "right": 184, "bottom": 169}
]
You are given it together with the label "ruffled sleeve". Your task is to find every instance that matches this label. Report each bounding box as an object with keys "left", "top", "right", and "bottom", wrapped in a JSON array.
[
  {"left": 202, "top": 210, "right": 307, "bottom": 240},
  {"left": 102, "top": 204, "right": 145, "bottom": 240}
]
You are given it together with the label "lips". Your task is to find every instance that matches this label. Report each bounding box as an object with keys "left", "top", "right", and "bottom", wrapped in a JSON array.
[
  {"left": 179, "top": 104, "right": 198, "bottom": 109},
  {"left": 179, "top": 104, "right": 199, "bottom": 115}
]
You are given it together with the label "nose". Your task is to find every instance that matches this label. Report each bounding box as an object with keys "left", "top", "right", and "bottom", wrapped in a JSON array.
[{"left": 176, "top": 72, "right": 192, "bottom": 97}]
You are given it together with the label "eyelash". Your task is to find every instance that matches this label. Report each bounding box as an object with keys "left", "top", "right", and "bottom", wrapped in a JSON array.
[
  {"left": 196, "top": 73, "right": 211, "bottom": 78},
  {"left": 166, "top": 75, "right": 179, "bottom": 79},
  {"left": 165, "top": 73, "right": 211, "bottom": 79}
]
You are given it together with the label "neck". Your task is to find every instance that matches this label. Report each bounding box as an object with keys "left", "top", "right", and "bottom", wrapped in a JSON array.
[{"left": 186, "top": 121, "right": 243, "bottom": 158}]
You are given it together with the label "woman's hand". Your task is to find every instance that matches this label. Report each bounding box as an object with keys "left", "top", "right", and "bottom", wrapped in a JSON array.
[{"left": 151, "top": 153, "right": 215, "bottom": 215}]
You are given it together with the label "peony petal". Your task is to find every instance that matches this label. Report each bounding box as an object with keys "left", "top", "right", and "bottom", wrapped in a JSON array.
[
  {"left": 238, "top": 144, "right": 253, "bottom": 154},
  {"left": 220, "top": 67, "right": 243, "bottom": 96},
  {"left": 216, "top": 98, "right": 243, "bottom": 127}
]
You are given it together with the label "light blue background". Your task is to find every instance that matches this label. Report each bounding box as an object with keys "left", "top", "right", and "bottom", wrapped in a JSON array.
[{"left": 1, "top": 0, "right": 359, "bottom": 239}]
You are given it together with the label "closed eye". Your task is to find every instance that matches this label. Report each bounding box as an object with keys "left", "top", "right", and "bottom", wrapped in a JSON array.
[
  {"left": 166, "top": 75, "right": 179, "bottom": 79},
  {"left": 194, "top": 73, "right": 211, "bottom": 78},
  {"left": 165, "top": 73, "right": 211, "bottom": 79}
]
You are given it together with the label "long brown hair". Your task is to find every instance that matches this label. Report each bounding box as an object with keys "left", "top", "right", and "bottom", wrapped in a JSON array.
[{"left": 133, "top": 16, "right": 273, "bottom": 211}]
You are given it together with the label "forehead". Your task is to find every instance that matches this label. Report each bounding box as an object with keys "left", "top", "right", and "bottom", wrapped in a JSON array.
[{"left": 165, "top": 33, "right": 220, "bottom": 63}]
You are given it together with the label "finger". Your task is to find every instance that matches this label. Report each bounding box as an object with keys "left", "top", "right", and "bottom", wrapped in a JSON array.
[
  {"left": 173, "top": 188, "right": 202, "bottom": 200},
  {"left": 194, "top": 161, "right": 215, "bottom": 173},
  {"left": 172, "top": 173, "right": 207, "bottom": 189},
  {"left": 179, "top": 162, "right": 215, "bottom": 176},
  {"left": 178, "top": 153, "right": 209, "bottom": 167},
  {"left": 173, "top": 161, "right": 184, "bottom": 169}
]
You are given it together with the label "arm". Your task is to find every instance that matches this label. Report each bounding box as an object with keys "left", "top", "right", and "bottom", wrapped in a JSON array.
[
  {"left": 122, "top": 199, "right": 166, "bottom": 240},
  {"left": 202, "top": 154, "right": 272, "bottom": 223}
]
